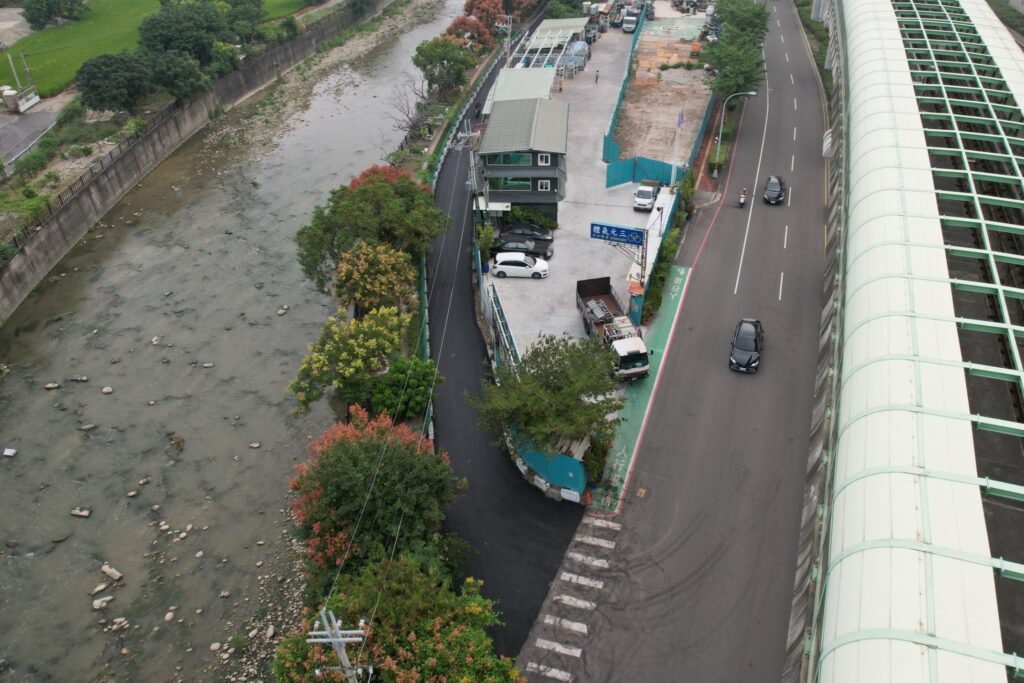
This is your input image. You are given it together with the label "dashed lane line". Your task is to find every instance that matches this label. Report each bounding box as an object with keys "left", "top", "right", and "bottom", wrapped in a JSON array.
[
  {"left": 545, "top": 614, "right": 589, "bottom": 635},
  {"left": 554, "top": 594, "right": 597, "bottom": 610},
  {"left": 567, "top": 551, "right": 609, "bottom": 568},
  {"left": 526, "top": 662, "right": 573, "bottom": 681},
  {"left": 560, "top": 571, "right": 605, "bottom": 589},
  {"left": 582, "top": 517, "right": 621, "bottom": 531},
  {"left": 576, "top": 535, "right": 616, "bottom": 550},
  {"left": 536, "top": 638, "right": 583, "bottom": 658}
]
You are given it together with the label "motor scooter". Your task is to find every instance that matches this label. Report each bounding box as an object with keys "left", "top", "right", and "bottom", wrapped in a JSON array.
[{"left": 739, "top": 192, "right": 747, "bottom": 208}]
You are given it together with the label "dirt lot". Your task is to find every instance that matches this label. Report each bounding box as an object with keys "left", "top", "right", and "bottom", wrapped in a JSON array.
[{"left": 613, "top": 2, "right": 713, "bottom": 165}]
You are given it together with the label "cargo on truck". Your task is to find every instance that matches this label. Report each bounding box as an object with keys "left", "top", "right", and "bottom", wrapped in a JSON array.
[{"left": 576, "top": 277, "right": 651, "bottom": 380}]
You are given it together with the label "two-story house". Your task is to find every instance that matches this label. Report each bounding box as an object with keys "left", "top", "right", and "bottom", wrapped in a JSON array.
[{"left": 476, "top": 98, "right": 569, "bottom": 222}]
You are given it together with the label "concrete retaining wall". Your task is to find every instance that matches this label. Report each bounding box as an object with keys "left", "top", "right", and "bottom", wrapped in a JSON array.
[{"left": 0, "top": 0, "right": 387, "bottom": 322}]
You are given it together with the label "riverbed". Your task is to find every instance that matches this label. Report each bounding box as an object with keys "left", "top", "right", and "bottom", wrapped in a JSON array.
[{"left": 0, "top": 0, "right": 459, "bottom": 679}]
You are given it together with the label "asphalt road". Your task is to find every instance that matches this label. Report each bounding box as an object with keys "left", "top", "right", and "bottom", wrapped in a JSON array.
[
  {"left": 555, "top": 3, "right": 828, "bottom": 680},
  {"left": 428, "top": 37, "right": 584, "bottom": 657}
]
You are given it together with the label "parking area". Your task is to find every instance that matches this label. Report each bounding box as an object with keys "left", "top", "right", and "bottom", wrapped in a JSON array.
[{"left": 486, "top": 27, "right": 668, "bottom": 354}]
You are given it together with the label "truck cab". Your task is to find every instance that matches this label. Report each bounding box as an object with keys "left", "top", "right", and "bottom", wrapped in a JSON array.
[
  {"left": 622, "top": 15, "right": 638, "bottom": 32},
  {"left": 633, "top": 181, "right": 658, "bottom": 211}
]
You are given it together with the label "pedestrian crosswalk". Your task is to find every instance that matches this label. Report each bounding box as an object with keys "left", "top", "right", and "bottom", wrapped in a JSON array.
[{"left": 519, "top": 515, "right": 623, "bottom": 681}]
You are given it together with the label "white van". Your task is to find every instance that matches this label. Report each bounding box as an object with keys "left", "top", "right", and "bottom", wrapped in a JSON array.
[{"left": 622, "top": 16, "right": 637, "bottom": 32}]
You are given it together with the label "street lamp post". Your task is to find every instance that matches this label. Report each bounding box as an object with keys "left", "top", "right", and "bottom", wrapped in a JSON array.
[{"left": 712, "top": 90, "right": 757, "bottom": 179}]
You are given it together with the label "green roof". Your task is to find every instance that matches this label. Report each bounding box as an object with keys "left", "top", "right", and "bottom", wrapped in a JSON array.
[{"left": 479, "top": 98, "right": 569, "bottom": 155}]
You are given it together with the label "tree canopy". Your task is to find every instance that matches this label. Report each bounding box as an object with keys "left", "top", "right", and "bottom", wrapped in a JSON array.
[
  {"left": 334, "top": 241, "right": 415, "bottom": 317},
  {"left": 413, "top": 36, "right": 476, "bottom": 95},
  {"left": 138, "top": 0, "right": 232, "bottom": 66},
  {"left": 705, "top": 0, "right": 769, "bottom": 94},
  {"left": 76, "top": 52, "right": 152, "bottom": 114},
  {"left": 296, "top": 166, "right": 446, "bottom": 294},
  {"left": 22, "top": 0, "right": 88, "bottom": 30},
  {"left": 148, "top": 50, "right": 210, "bottom": 101},
  {"left": 471, "top": 334, "right": 624, "bottom": 449}
]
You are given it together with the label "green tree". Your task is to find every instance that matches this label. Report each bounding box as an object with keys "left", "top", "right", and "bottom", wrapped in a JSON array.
[
  {"left": 148, "top": 50, "right": 210, "bottom": 101},
  {"left": 273, "top": 556, "right": 517, "bottom": 682},
  {"left": 704, "top": 39, "right": 764, "bottom": 95},
  {"left": 471, "top": 334, "right": 624, "bottom": 449},
  {"left": 22, "top": 0, "right": 88, "bottom": 30},
  {"left": 226, "top": 0, "right": 265, "bottom": 43},
  {"left": 138, "top": 0, "right": 231, "bottom": 66},
  {"left": 334, "top": 241, "right": 415, "bottom": 316},
  {"left": 76, "top": 52, "right": 152, "bottom": 114},
  {"left": 296, "top": 166, "right": 445, "bottom": 294},
  {"left": 718, "top": 0, "right": 770, "bottom": 41},
  {"left": 368, "top": 355, "right": 441, "bottom": 422},
  {"left": 209, "top": 41, "right": 240, "bottom": 78},
  {"left": 290, "top": 306, "right": 410, "bottom": 410},
  {"left": 288, "top": 408, "right": 460, "bottom": 590},
  {"left": 413, "top": 36, "right": 475, "bottom": 95}
]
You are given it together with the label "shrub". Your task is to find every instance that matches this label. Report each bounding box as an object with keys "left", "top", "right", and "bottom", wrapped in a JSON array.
[
  {"left": 281, "top": 16, "right": 299, "bottom": 39},
  {"left": 65, "top": 144, "right": 93, "bottom": 158},
  {"left": 641, "top": 226, "right": 682, "bottom": 323},
  {"left": 20, "top": 186, "right": 37, "bottom": 199},
  {"left": 367, "top": 355, "right": 441, "bottom": 421},
  {"left": 506, "top": 205, "right": 557, "bottom": 232},
  {"left": 122, "top": 117, "right": 148, "bottom": 139},
  {"left": 55, "top": 98, "right": 86, "bottom": 127},
  {"left": 0, "top": 241, "right": 16, "bottom": 264},
  {"left": 14, "top": 149, "right": 50, "bottom": 179},
  {"left": 41, "top": 171, "right": 60, "bottom": 187}
]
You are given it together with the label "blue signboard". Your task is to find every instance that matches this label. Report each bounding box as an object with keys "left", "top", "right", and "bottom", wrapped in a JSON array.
[{"left": 590, "top": 222, "right": 645, "bottom": 246}]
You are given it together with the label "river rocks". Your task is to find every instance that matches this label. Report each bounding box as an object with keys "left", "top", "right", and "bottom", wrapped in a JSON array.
[
  {"left": 276, "top": 308, "right": 287, "bottom": 316},
  {"left": 3, "top": 448, "right": 15, "bottom": 457},
  {"left": 248, "top": 628, "right": 258, "bottom": 638},
  {"left": 151, "top": 336, "right": 162, "bottom": 345},
  {"left": 248, "top": 442, "right": 260, "bottom": 449},
  {"left": 92, "top": 596, "right": 113, "bottom": 610},
  {"left": 139, "top": 477, "right": 150, "bottom": 486},
  {"left": 90, "top": 583, "right": 108, "bottom": 596},
  {"left": 219, "top": 590, "right": 230, "bottom": 599},
  {"left": 100, "top": 563, "right": 123, "bottom": 581},
  {"left": 44, "top": 383, "right": 60, "bottom": 390},
  {"left": 265, "top": 625, "right": 275, "bottom": 641},
  {"left": 70, "top": 507, "right": 91, "bottom": 518},
  {"left": 163, "top": 611, "right": 175, "bottom": 622},
  {"left": 79, "top": 424, "right": 96, "bottom": 431},
  {"left": 255, "top": 561, "right": 263, "bottom": 568},
  {"left": 70, "top": 375, "right": 88, "bottom": 382},
  {"left": 101, "top": 386, "right": 113, "bottom": 394},
  {"left": 209, "top": 642, "right": 221, "bottom": 652},
  {"left": 201, "top": 362, "right": 214, "bottom": 368},
  {"left": 127, "top": 490, "right": 138, "bottom": 498},
  {"left": 195, "top": 550, "right": 204, "bottom": 558}
]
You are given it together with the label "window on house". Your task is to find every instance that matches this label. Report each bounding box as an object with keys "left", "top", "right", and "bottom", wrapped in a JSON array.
[
  {"left": 537, "top": 180, "right": 552, "bottom": 192},
  {"left": 488, "top": 177, "right": 532, "bottom": 190},
  {"left": 486, "top": 153, "right": 533, "bottom": 165},
  {"left": 537, "top": 153, "right": 551, "bottom": 166}
]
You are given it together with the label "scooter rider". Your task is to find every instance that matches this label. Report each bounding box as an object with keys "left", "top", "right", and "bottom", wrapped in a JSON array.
[{"left": 739, "top": 187, "right": 748, "bottom": 207}]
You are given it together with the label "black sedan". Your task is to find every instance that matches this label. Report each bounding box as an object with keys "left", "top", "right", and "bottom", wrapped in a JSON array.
[
  {"left": 490, "top": 236, "right": 553, "bottom": 260},
  {"left": 763, "top": 175, "right": 787, "bottom": 204},
  {"left": 499, "top": 222, "right": 554, "bottom": 242},
  {"left": 729, "top": 318, "right": 764, "bottom": 373}
]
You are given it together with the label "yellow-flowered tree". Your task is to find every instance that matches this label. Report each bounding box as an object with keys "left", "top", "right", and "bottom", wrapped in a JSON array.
[
  {"left": 334, "top": 242, "right": 415, "bottom": 318},
  {"left": 291, "top": 306, "right": 410, "bottom": 411}
]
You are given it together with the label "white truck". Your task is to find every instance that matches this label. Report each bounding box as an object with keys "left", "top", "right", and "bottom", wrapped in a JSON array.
[
  {"left": 633, "top": 179, "right": 659, "bottom": 211},
  {"left": 576, "top": 277, "right": 651, "bottom": 380}
]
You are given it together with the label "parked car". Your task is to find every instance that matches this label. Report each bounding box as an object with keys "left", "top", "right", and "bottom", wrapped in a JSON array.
[
  {"left": 492, "top": 253, "right": 549, "bottom": 279},
  {"left": 633, "top": 182, "right": 658, "bottom": 211},
  {"left": 490, "top": 235, "right": 554, "bottom": 260},
  {"left": 763, "top": 175, "right": 787, "bottom": 204},
  {"left": 622, "top": 15, "right": 638, "bottom": 32},
  {"left": 729, "top": 318, "right": 764, "bottom": 373},
  {"left": 499, "top": 222, "right": 554, "bottom": 242}
]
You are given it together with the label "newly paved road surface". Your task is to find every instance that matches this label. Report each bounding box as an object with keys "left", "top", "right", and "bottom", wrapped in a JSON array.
[
  {"left": 428, "top": 24, "right": 584, "bottom": 657},
  {"left": 518, "top": 2, "right": 828, "bottom": 679}
]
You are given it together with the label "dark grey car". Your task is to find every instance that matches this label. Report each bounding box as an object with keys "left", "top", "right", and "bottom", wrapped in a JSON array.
[
  {"left": 729, "top": 318, "right": 764, "bottom": 373},
  {"left": 763, "top": 176, "right": 787, "bottom": 204},
  {"left": 490, "top": 236, "right": 553, "bottom": 260},
  {"left": 499, "top": 223, "right": 554, "bottom": 242}
]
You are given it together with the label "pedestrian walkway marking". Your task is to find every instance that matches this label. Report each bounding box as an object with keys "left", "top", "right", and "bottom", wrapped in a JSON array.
[
  {"left": 560, "top": 571, "right": 604, "bottom": 589},
  {"left": 554, "top": 594, "right": 597, "bottom": 610},
  {"left": 576, "top": 534, "right": 616, "bottom": 550},
  {"left": 583, "top": 517, "right": 621, "bottom": 531},
  {"left": 526, "top": 662, "right": 573, "bottom": 681},
  {"left": 567, "top": 551, "right": 609, "bottom": 568},
  {"left": 536, "top": 638, "right": 583, "bottom": 658},
  {"left": 545, "top": 614, "right": 589, "bottom": 635}
]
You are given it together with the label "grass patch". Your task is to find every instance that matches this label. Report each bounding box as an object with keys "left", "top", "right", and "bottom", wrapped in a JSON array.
[
  {"left": 0, "top": 0, "right": 160, "bottom": 97},
  {"left": 264, "top": 0, "right": 307, "bottom": 21},
  {"left": 793, "top": 0, "right": 832, "bottom": 96}
]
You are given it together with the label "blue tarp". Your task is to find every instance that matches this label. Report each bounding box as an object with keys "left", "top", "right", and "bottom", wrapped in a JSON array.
[{"left": 520, "top": 448, "right": 587, "bottom": 494}]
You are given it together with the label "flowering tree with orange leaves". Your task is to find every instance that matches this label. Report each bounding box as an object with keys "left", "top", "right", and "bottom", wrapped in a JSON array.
[
  {"left": 289, "top": 406, "right": 460, "bottom": 594},
  {"left": 445, "top": 15, "right": 495, "bottom": 52},
  {"left": 463, "top": 0, "right": 503, "bottom": 31}
]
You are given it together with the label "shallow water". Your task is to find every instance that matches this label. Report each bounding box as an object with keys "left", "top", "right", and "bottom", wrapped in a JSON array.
[{"left": 0, "top": 1, "right": 459, "bottom": 679}]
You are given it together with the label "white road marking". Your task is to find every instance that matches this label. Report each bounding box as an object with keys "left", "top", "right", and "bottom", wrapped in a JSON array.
[
  {"left": 793, "top": 97, "right": 798, "bottom": 110},
  {"left": 545, "top": 614, "right": 589, "bottom": 635},
  {"left": 793, "top": 126, "right": 797, "bottom": 140},
  {"left": 787, "top": 188, "right": 793, "bottom": 207},
  {"left": 789, "top": 73, "right": 794, "bottom": 85},
  {"left": 733, "top": 48, "right": 772, "bottom": 295},
  {"left": 554, "top": 594, "right": 597, "bottom": 610},
  {"left": 583, "top": 517, "right": 621, "bottom": 531},
  {"left": 790, "top": 154, "right": 795, "bottom": 172},
  {"left": 778, "top": 272, "right": 784, "bottom": 301},
  {"left": 526, "top": 663, "right": 573, "bottom": 681},
  {"left": 785, "top": 52, "right": 789, "bottom": 62},
  {"left": 567, "top": 551, "right": 609, "bottom": 568},
  {"left": 777, "top": 17, "right": 780, "bottom": 26},
  {"left": 780, "top": 34, "right": 785, "bottom": 43},
  {"left": 576, "top": 535, "right": 616, "bottom": 549},
  {"left": 784, "top": 225, "right": 789, "bottom": 249},
  {"left": 561, "top": 571, "right": 605, "bottom": 589},
  {"left": 536, "top": 639, "right": 583, "bottom": 658}
]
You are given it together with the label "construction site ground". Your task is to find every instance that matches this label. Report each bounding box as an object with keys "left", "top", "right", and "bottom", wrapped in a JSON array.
[{"left": 613, "top": 0, "right": 712, "bottom": 164}]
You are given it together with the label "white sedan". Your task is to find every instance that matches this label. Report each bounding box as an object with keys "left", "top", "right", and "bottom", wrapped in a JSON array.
[{"left": 492, "top": 252, "right": 549, "bottom": 279}]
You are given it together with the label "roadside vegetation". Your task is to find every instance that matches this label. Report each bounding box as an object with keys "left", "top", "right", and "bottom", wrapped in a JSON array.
[{"left": 792, "top": 0, "right": 832, "bottom": 95}]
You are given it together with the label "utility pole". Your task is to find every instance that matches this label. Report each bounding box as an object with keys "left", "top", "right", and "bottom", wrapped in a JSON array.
[
  {"left": 7, "top": 53, "right": 21, "bottom": 90},
  {"left": 306, "top": 609, "right": 369, "bottom": 683},
  {"left": 670, "top": 109, "right": 683, "bottom": 188},
  {"left": 496, "top": 14, "right": 513, "bottom": 65},
  {"left": 19, "top": 53, "right": 34, "bottom": 89}
]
